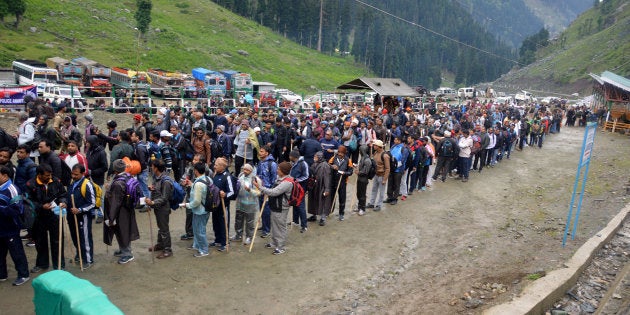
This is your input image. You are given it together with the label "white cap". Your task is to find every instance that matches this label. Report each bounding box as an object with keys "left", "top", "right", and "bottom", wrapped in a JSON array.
[
  {"left": 160, "top": 130, "right": 173, "bottom": 138},
  {"left": 253, "top": 127, "right": 261, "bottom": 132}
]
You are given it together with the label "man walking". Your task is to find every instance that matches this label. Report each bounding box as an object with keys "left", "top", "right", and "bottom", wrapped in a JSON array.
[
  {"left": 145, "top": 159, "right": 174, "bottom": 259},
  {"left": 0, "top": 166, "right": 30, "bottom": 285}
]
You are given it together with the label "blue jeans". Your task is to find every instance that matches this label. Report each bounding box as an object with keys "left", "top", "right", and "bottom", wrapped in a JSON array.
[
  {"left": 261, "top": 198, "right": 271, "bottom": 234},
  {"left": 138, "top": 169, "right": 151, "bottom": 198},
  {"left": 292, "top": 200, "right": 307, "bottom": 229},
  {"left": 0, "top": 235, "right": 30, "bottom": 279},
  {"left": 458, "top": 156, "right": 471, "bottom": 179},
  {"left": 192, "top": 212, "right": 210, "bottom": 254}
]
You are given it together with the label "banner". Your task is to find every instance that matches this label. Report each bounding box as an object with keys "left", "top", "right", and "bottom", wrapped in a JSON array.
[{"left": 0, "top": 85, "right": 37, "bottom": 105}]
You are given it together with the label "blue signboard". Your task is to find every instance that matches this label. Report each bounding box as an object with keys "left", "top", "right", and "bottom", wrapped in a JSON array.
[
  {"left": 0, "top": 85, "right": 37, "bottom": 106},
  {"left": 562, "top": 122, "right": 597, "bottom": 247}
]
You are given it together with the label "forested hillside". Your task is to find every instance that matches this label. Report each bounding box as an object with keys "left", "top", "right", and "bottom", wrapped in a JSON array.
[{"left": 212, "top": 0, "right": 516, "bottom": 89}]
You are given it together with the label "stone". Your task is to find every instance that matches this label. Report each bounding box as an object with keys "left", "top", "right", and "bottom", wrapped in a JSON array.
[
  {"left": 237, "top": 49, "right": 249, "bottom": 56},
  {"left": 29, "top": 27, "right": 38, "bottom": 33},
  {"left": 464, "top": 298, "right": 483, "bottom": 309}
]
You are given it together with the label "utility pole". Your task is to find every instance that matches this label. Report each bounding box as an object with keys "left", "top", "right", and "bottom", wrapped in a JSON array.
[{"left": 317, "top": 0, "right": 323, "bottom": 52}]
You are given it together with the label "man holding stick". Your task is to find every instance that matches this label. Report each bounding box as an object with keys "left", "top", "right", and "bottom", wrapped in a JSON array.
[
  {"left": 25, "top": 164, "right": 67, "bottom": 272},
  {"left": 67, "top": 164, "right": 96, "bottom": 269},
  {"left": 212, "top": 158, "right": 237, "bottom": 252}
]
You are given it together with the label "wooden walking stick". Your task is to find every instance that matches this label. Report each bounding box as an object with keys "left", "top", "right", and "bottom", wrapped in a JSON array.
[
  {"left": 249, "top": 196, "right": 268, "bottom": 253},
  {"left": 348, "top": 167, "right": 359, "bottom": 212},
  {"left": 147, "top": 209, "right": 155, "bottom": 264},
  {"left": 329, "top": 174, "right": 344, "bottom": 215},
  {"left": 71, "top": 196, "right": 84, "bottom": 271},
  {"left": 57, "top": 204, "right": 63, "bottom": 270},
  {"left": 221, "top": 198, "right": 229, "bottom": 252}
]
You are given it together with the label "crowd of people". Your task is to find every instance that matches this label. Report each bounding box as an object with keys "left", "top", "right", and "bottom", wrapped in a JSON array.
[{"left": 0, "top": 95, "right": 581, "bottom": 287}]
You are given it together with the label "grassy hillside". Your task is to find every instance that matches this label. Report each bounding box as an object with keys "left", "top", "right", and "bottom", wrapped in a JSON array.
[
  {"left": 494, "top": 0, "right": 630, "bottom": 96},
  {"left": 0, "top": 0, "right": 369, "bottom": 94}
]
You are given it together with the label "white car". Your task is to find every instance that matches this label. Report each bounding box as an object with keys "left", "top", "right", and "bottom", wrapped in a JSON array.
[
  {"left": 42, "top": 84, "right": 85, "bottom": 109},
  {"left": 273, "top": 89, "right": 301, "bottom": 103}
]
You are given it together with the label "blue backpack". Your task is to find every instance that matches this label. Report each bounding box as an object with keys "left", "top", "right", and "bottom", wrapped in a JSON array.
[{"left": 163, "top": 176, "right": 185, "bottom": 210}]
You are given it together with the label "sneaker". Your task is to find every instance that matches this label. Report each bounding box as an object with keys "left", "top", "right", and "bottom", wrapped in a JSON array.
[
  {"left": 390, "top": 200, "right": 398, "bottom": 205},
  {"left": 300, "top": 227, "right": 307, "bottom": 233},
  {"left": 0, "top": 277, "right": 7, "bottom": 282},
  {"left": 30, "top": 266, "right": 47, "bottom": 274},
  {"left": 319, "top": 219, "right": 326, "bottom": 226},
  {"left": 260, "top": 232, "right": 270, "bottom": 238},
  {"left": 180, "top": 234, "right": 194, "bottom": 241},
  {"left": 462, "top": 178, "right": 468, "bottom": 182},
  {"left": 373, "top": 206, "right": 381, "bottom": 212},
  {"left": 307, "top": 215, "right": 317, "bottom": 222},
  {"left": 186, "top": 245, "right": 196, "bottom": 250},
  {"left": 230, "top": 235, "right": 243, "bottom": 242},
  {"left": 243, "top": 237, "right": 252, "bottom": 245},
  {"left": 113, "top": 250, "right": 123, "bottom": 257},
  {"left": 358, "top": 210, "right": 365, "bottom": 216},
  {"left": 408, "top": 191, "right": 413, "bottom": 195},
  {"left": 81, "top": 262, "right": 93, "bottom": 270},
  {"left": 264, "top": 243, "right": 274, "bottom": 248},
  {"left": 366, "top": 204, "right": 374, "bottom": 209},
  {"left": 194, "top": 252, "right": 209, "bottom": 258},
  {"left": 272, "top": 248, "right": 285, "bottom": 255},
  {"left": 95, "top": 217, "right": 103, "bottom": 224},
  {"left": 26, "top": 240, "right": 35, "bottom": 247},
  {"left": 401, "top": 196, "right": 407, "bottom": 201},
  {"left": 118, "top": 256, "right": 134, "bottom": 264},
  {"left": 421, "top": 187, "right": 426, "bottom": 191},
  {"left": 216, "top": 246, "right": 227, "bottom": 252},
  {"left": 12, "top": 277, "right": 29, "bottom": 286},
  {"left": 338, "top": 215, "right": 344, "bottom": 221}
]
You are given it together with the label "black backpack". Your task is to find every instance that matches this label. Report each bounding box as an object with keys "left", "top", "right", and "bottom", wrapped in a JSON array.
[
  {"left": 60, "top": 162, "right": 72, "bottom": 186},
  {"left": 440, "top": 139, "right": 455, "bottom": 157},
  {"left": 209, "top": 139, "right": 224, "bottom": 161},
  {"left": 380, "top": 151, "right": 397, "bottom": 172},
  {"left": 366, "top": 157, "right": 376, "bottom": 180},
  {"left": 0, "top": 128, "right": 17, "bottom": 151},
  {"left": 201, "top": 178, "right": 220, "bottom": 213}
]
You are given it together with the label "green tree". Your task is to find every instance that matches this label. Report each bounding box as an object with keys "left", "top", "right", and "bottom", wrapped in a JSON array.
[
  {"left": 134, "top": 0, "right": 152, "bottom": 37},
  {"left": 6, "top": 0, "right": 26, "bottom": 28},
  {"left": 0, "top": 0, "right": 9, "bottom": 23}
]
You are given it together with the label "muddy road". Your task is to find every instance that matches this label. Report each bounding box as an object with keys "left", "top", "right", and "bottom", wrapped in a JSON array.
[{"left": 1, "top": 111, "right": 629, "bottom": 314}]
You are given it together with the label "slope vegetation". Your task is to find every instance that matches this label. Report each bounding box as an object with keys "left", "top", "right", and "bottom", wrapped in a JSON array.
[
  {"left": 494, "top": 0, "right": 630, "bottom": 96},
  {"left": 0, "top": 0, "right": 369, "bottom": 93}
]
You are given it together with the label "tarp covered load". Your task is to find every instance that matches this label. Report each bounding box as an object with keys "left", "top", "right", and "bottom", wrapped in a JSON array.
[
  {"left": 337, "top": 77, "right": 419, "bottom": 97},
  {"left": 32, "top": 270, "right": 123, "bottom": 315}
]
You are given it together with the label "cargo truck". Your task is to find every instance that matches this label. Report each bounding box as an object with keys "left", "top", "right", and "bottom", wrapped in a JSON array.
[
  {"left": 192, "top": 68, "right": 226, "bottom": 96},
  {"left": 71, "top": 57, "right": 112, "bottom": 96},
  {"left": 46, "top": 57, "right": 83, "bottom": 87}
]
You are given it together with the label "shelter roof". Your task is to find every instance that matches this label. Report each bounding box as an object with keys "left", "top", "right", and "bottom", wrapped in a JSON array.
[
  {"left": 336, "top": 77, "right": 419, "bottom": 97},
  {"left": 589, "top": 71, "right": 630, "bottom": 92}
]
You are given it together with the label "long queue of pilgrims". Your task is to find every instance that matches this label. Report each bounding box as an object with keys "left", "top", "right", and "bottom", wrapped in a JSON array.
[{"left": 0, "top": 95, "right": 593, "bottom": 286}]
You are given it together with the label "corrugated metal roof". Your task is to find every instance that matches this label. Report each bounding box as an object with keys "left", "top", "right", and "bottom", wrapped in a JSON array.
[
  {"left": 337, "top": 77, "right": 419, "bottom": 97},
  {"left": 590, "top": 71, "right": 630, "bottom": 92}
]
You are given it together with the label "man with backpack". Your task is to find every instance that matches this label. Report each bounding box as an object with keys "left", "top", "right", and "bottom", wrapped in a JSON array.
[
  {"left": 288, "top": 150, "right": 309, "bottom": 232},
  {"left": 432, "top": 131, "right": 459, "bottom": 182},
  {"left": 355, "top": 145, "right": 374, "bottom": 216},
  {"left": 182, "top": 162, "right": 215, "bottom": 257},
  {"left": 253, "top": 162, "right": 295, "bottom": 255},
  {"left": 385, "top": 137, "right": 405, "bottom": 206},
  {"left": 67, "top": 164, "right": 96, "bottom": 268},
  {"left": 366, "top": 140, "right": 389, "bottom": 212},
  {"left": 145, "top": 159, "right": 175, "bottom": 259},
  {"left": 129, "top": 130, "right": 151, "bottom": 199},
  {"left": 256, "top": 145, "right": 277, "bottom": 238},
  {"left": 0, "top": 165, "right": 30, "bottom": 286},
  {"left": 104, "top": 159, "right": 140, "bottom": 265},
  {"left": 107, "top": 131, "right": 134, "bottom": 178}
]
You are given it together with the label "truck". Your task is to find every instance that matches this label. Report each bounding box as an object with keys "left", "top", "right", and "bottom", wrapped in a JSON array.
[
  {"left": 192, "top": 68, "right": 226, "bottom": 97},
  {"left": 515, "top": 90, "right": 537, "bottom": 103},
  {"left": 110, "top": 67, "right": 150, "bottom": 97},
  {"left": 147, "top": 68, "right": 185, "bottom": 98},
  {"left": 45, "top": 57, "right": 83, "bottom": 87},
  {"left": 220, "top": 70, "right": 253, "bottom": 98},
  {"left": 71, "top": 57, "right": 112, "bottom": 96}
]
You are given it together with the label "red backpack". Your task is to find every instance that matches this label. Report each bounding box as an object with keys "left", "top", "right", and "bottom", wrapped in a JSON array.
[{"left": 283, "top": 177, "right": 305, "bottom": 207}]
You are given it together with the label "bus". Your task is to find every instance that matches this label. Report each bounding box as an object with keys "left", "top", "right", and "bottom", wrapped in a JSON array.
[
  {"left": 110, "top": 67, "right": 151, "bottom": 97},
  {"left": 12, "top": 60, "right": 59, "bottom": 95}
]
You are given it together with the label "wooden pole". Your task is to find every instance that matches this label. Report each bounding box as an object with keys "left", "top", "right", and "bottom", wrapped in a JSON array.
[
  {"left": 57, "top": 205, "right": 63, "bottom": 270},
  {"left": 221, "top": 198, "right": 229, "bottom": 252},
  {"left": 147, "top": 210, "right": 155, "bottom": 263},
  {"left": 71, "top": 196, "right": 84, "bottom": 271},
  {"left": 348, "top": 167, "right": 359, "bottom": 212},
  {"left": 329, "top": 174, "right": 344, "bottom": 215},
  {"left": 249, "top": 196, "right": 268, "bottom": 253}
]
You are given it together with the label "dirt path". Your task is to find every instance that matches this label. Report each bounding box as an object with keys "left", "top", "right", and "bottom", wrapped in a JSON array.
[{"left": 1, "top": 111, "right": 628, "bottom": 314}]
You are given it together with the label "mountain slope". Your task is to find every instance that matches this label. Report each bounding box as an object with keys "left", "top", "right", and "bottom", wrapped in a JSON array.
[
  {"left": 493, "top": 0, "right": 630, "bottom": 96},
  {"left": 0, "top": 0, "right": 369, "bottom": 93}
]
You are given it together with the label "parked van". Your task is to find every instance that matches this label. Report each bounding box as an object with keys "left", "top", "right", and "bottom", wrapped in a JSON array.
[{"left": 458, "top": 87, "right": 476, "bottom": 99}]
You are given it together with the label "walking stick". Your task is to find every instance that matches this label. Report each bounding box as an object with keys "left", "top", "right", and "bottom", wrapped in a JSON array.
[
  {"left": 221, "top": 198, "right": 229, "bottom": 252},
  {"left": 249, "top": 196, "right": 268, "bottom": 253},
  {"left": 147, "top": 209, "right": 155, "bottom": 264},
  {"left": 329, "top": 174, "right": 344, "bottom": 215},
  {"left": 71, "top": 196, "right": 84, "bottom": 271},
  {"left": 348, "top": 168, "right": 359, "bottom": 212},
  {"left": 58, "top": 204, "right": 63, "bottom": 270}
]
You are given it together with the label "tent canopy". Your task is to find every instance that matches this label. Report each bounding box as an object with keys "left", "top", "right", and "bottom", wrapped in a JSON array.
[{"left": 337, "top": 77, "right": 419, "bottom": 97}]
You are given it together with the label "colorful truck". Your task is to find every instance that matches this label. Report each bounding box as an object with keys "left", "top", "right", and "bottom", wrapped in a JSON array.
[
  {"left": 71, "top": 57, "right": 112, "bottom": 96},
  {"left": 147, "top": 68, "right": 185, "bottom": 98},
  {"left": 219, "top": 70, "right": 252, "bottom": 97},
  {"left": 46, "top": 57, "right": 83, "bottom": 87},
  {"left": 110, "top": 67, "right": 150, "bottom": 97},
  {"left": 192, "top": 68, "right": 226, "bottom": 96}
]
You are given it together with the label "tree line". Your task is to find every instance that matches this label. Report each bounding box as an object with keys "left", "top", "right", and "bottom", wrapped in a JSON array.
[{"left": 211, "top": 0, "right": 517, "bottom": 88}]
